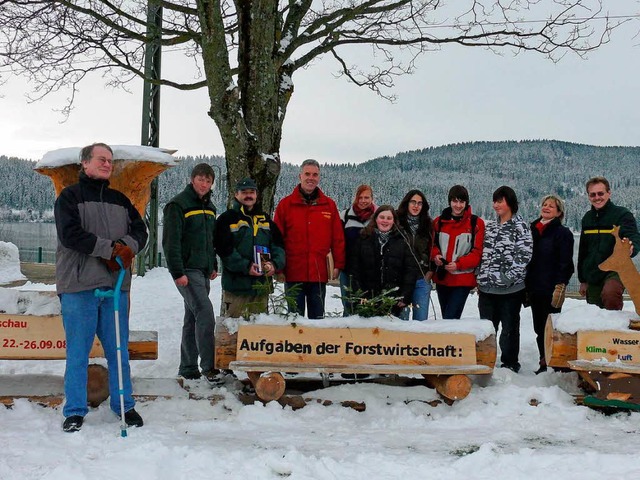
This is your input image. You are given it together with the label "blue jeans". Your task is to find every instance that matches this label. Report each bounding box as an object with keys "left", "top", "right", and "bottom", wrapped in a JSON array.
[
  {"left": 285, "top": 282, "right": 326, "bottom": 319},
  {"left": 176, "top": 269, "right": 215, "bottom": 376},
  {"left": 478, "top": 290, "right": 524, "bottom": 371},
  {"left": 61, "top": 290, "right": 134, "bottom": 417},
  {"left": 436, "top": 285, "right": 472, "bottom": 319},
  {"left": 400, "top": 278, "right": 432, "bottom": 321}
]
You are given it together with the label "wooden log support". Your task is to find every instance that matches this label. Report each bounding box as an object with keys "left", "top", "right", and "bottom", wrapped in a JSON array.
[
  {"left": 423, "top": 374, "right": 472, "bottom": 401},
  {"left": 247, "top": 371, "right": 286, "bottom": 402},
  {"left": 544, "top": 314, "right": 577, "bottom": 368}
]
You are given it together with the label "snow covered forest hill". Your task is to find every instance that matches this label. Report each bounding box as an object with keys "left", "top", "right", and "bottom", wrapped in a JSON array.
[{"left": 1, "top": 139, "right": 639, "bottom": 231}]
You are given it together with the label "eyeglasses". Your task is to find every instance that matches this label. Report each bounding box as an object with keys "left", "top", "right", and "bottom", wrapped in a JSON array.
[
  {"left": 588, "top": 191, "right": 606, "bottom": 198},
  {"left": 409, "top": 200, "right": 423, "bottom": 206}
]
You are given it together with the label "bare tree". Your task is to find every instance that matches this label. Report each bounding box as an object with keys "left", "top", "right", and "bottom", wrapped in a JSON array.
[{"left": 0, "top": 0, "right": 620, "bottom": 211}]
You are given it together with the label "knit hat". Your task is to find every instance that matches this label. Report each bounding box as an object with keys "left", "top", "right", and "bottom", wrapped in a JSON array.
[{"left": 235, "top": 178, "right": 258, "bottom": 191}]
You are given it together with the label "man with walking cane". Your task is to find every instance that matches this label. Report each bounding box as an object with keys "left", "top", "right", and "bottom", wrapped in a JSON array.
[{"left": 54, "top": 143, "right": 148, "bottom": 433}]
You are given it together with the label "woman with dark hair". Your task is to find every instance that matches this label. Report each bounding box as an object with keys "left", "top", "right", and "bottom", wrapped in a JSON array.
[
  {"left": 525, "top": 195, "right": 574, "bottom": 374},
  {"left": 477, "top": 186, "right": 533, "bottom": 373},
  {"left": 351, "top": 205, "right": 417, "bottom": 317},
  {"left": 432, "top": 185, "right": 485, "bottom": 319},
  {"left": 396, "top": 190, "right": 434, "bottom": 320},
  {"left": 340, "top": 184, "right": 376, "bottom": 315}
]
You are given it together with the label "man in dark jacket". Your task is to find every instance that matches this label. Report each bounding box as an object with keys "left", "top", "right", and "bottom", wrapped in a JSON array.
[
  {"left": 215, "top": 178, "right": 285, "bottom": 317},
  {"left": 578, "top": 176, "right": 640, "bottom": 310},
  {"left": 162, "top": 163, "right": 220, "bottom": 385},
  {"left": 55, "top": 143, "right": 147, "bottom": 433}
]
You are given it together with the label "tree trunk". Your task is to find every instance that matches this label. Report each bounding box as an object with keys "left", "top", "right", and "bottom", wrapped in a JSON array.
[{"left": 198, "top": 0, "right": 291, "bottom": 213}]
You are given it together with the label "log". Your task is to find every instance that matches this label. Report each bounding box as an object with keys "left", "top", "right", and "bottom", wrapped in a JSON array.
[
  {"left": 247, "top": 371, "right": 286, "bottom": 402},
  {"left": 546, "top": 319, "right": 640, "bottom": 369},
  {"left": 214, "top": 319, "right": 237, "bottom": 370},
  {"left": 544, "top": 314, "right": 577, "bottom": 368},
  {"left": 423, "top": 374, "right": 472, "bottom": 401},
  {"left": 87, "top": 364, "right": 109, "bottom": 408}
]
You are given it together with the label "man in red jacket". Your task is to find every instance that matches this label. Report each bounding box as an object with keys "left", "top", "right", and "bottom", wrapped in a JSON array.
[{"left": 274, "top": 159, "right": 345, "bottom": 318}]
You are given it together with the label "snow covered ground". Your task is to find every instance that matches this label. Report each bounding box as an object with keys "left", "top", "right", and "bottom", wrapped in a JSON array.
[{"left": 1, "top": 245, "right": 640, "bottom": 480}]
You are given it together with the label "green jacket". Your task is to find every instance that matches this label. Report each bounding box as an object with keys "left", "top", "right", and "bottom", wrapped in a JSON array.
[
  {"left": 578, "top": 200, "right": 640, "bottom": 284},
  {"left": 162, "top": 184, "right": 218, "bottom": 279},
  {"left": 215, "top": 200, "right": 285, "bottom": 296}
]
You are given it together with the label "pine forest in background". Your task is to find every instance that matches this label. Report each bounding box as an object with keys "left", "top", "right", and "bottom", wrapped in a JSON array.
[{"left": 1, "top": 140, "right": 639, "bottom": 232}]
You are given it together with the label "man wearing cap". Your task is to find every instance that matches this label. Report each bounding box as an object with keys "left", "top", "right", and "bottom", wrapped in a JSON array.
[
  {"left": 578, "top": 176, "right": 640, "bottom": 310},
  {"left": 215, "top": 178, "right": 285, "bottom": 317},
  {"left": 162, "top": 163, "right": 220, "bottom": 385},
  {"left": 274, "top": 159, "right": 345, "bottom": 319}
]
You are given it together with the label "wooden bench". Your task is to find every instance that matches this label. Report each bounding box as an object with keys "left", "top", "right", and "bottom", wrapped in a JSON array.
[
  {"left": 545, "top": 310, "right": 640, "bottom": 408},
  {"left": 216, "top": 319, "right": 496, "bottom": 403}
]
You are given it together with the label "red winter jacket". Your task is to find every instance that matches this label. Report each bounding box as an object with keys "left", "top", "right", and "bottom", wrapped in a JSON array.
[
  {"left": 274, "top": 186, "right": 345, "bottom": 283},
  {"left": 431, "top": 206, "right": 485, "bottom": 288}
]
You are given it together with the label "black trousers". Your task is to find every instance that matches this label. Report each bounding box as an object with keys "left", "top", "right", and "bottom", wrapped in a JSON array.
[
  {"left": 528, "top": 290, "right": 561, "bottom": 365},
  {"left": 478, "top": 290, "right": 525, "bottom": 371}
]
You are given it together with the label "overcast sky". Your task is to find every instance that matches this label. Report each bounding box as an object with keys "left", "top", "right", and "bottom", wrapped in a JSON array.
[{"left": 0, "top": 14, "right": 638, "bottom": 165}]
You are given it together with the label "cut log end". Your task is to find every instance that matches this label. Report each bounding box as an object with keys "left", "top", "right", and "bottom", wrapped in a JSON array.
[
  {"left": 423, "top": 374, "right": 472, "bottom": 401},
  {"left": 248, "top": 372, "right": 286, "bottom": 402}
]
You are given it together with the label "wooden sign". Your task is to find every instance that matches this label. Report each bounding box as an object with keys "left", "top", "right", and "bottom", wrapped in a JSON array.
[
  {"left": 235, "top": 324, "right": 477, "bottom": 366},
  {"left": 0, "top": 314, "right": 101, "bottom": 359},
  {"left": 577, "top": 330, "right": 640, "bottom": 364}
]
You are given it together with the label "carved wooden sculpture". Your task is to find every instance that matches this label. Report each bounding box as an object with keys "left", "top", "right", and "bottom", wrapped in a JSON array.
[
  {"left": 34, "top": 146, "right": 177, "bottom": 217},
  {"left": 598, "top": 226, "right": 640, "bottom": 316}
]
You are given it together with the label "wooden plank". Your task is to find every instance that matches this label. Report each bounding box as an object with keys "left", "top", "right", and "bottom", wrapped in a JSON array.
[
  {"left": 230, "top": 360, "right": 493, "bottom": 375},
  {"left": 569, "top": 360, "right": 640, "bottom": 375},
  {"left": 216, "top": 322, "right": 496, "bottom": 370},
  {"left": 0, "top": 313, "right": 157, "bottom": 360},
  {"left": 235, "top": 324, "right": 478, "bottom": 366},
  {"left": 0, "top": 375, "right": 191, "bottom": 407},
  {"left": 576, "top": 330, "right": 640, "bottom": 364}
]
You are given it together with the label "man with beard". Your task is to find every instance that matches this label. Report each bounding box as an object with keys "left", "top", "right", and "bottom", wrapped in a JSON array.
[{"left": 215, "top": 178, "right": 285, "bottom": 317}]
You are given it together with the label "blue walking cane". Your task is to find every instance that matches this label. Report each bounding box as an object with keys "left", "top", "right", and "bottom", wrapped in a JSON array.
[{"left": 94, "top": 256, "right": 128, "bottom": 438}]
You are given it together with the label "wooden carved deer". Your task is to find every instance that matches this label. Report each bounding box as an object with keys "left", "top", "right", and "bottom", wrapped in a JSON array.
[{"left": 598, "top": 226, "right": 640, "bottom": 316}]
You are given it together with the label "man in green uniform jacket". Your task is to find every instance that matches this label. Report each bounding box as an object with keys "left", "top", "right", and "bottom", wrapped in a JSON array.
[
  {"left": 215, "top": 178, "right": 285, "bottom": 317},
  {"left": 578, "top": 176, "right": 640, "bottom": 310},
  {"left": 162, "top": 163, "right": 220, "bottom": 385}
]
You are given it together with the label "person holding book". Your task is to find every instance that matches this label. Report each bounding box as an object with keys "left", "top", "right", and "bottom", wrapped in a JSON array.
[{"left": 215, "top": 178, "right": 285, "bottom": 317}]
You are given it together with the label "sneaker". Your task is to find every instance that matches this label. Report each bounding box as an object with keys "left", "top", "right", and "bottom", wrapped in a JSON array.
[
  {"left": 202, "top": 370, "right": 225, "bottom": 387},
  {"left": 62, "top": 415, "right": 84, "bottom": 433},
  {"left": 122, "top": 408, "right": 144, "bottom": 428}
]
